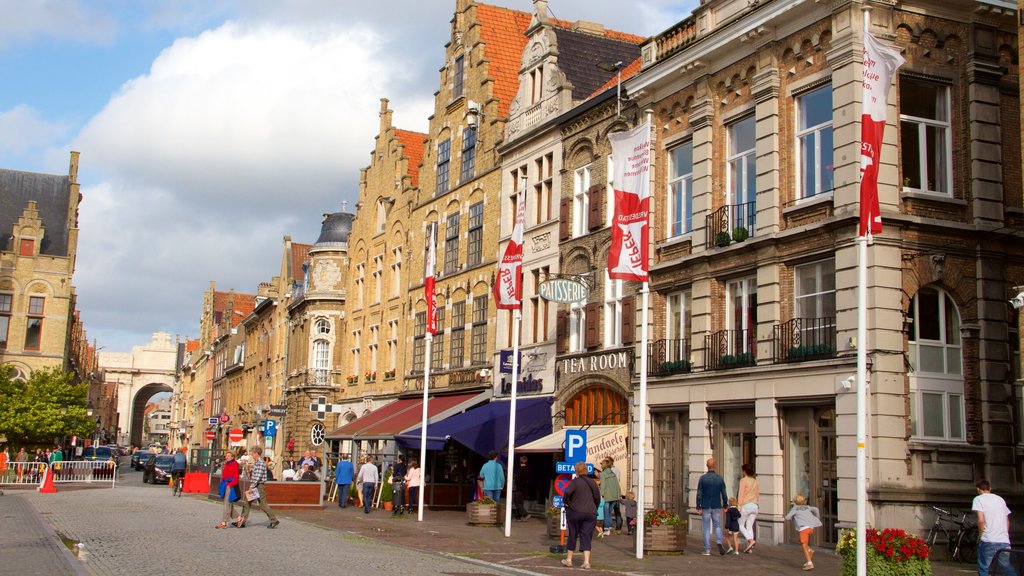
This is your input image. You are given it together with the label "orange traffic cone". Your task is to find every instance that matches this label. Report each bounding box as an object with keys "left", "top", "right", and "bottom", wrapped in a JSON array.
[{"left": 38, "top": 466, "right": 57, "bottom": 493}]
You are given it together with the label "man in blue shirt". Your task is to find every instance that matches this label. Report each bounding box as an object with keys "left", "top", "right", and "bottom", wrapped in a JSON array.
[
  {"left": 170, "top": 447, "right": 187, "bottom": 484},
  {"left": 695, "top": 457, "right": 729, "bottom": 556},
  {"left": 479, "top": 451, "right": 505, "bottom": 501},
  {"left": 334, "top": 454, "right": 355, "bottom": 508}
]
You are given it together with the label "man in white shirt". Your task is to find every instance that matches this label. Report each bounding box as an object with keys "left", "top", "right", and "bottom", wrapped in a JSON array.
[
  {"left": 356, "top": 456, "right": 379, "bottom": 514},
  {"left": 972, "top": 479, "right": 1015, "bottom": 576}
]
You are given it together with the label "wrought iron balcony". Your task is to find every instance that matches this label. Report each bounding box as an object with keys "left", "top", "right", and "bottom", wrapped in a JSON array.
[
  {"left": 704, "top": 329, "right": 756, "bottom": 370},
  {"left": 772, "top": 318, "right": 837, "bottom": 363},
  {"left": 648, "top": 339, "right": 692, "bottom": 376},
  {"left": 705, "top": 202, "right": 755, "bottom": 249}
]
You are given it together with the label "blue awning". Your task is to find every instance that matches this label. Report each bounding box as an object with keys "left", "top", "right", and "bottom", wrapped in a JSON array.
[{"left": 395, "top": 396, "right": 553, "bottom": 458}]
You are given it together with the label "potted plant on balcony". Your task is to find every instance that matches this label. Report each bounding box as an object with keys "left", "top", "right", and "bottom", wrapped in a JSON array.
[
  {"left": 732, "top": 226, "right": 749, "bottom": 242},
  {"left": 715, "top": 231, "right": 732, "bottom": 247},
  {"left": 467, "top": 495, "right": 500, "bottom": 525},
  {"left": 643, "top": 508, "right": 686, "bottom": 552}
]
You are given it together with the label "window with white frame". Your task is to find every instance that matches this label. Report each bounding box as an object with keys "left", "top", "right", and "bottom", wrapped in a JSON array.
[
  {"left": 728, "top": 115, "right": 756, "bottom": 231},
  {"left": 0, "top": 293, "right": 12, "bottom": 350},
  {"left": 667, "top": 141, "right": 693, "bottom": 237},
  {"left": 436, "top": 139, "right": 451, "bottom": 195},
  {"left": 313, "top": 339, "right": 330, "bottom": 384},
  {"left": 471, "top": 296, "right": 488, "bottom": 364},
  {"left": 899, "top": 77, "right": 951, "bottom": 195},
  {"left": 369, "top": 325, "right": 379, "bottom": 369},
  {"left": 604, "top": 270, "right": 623, "bottom": 347},
  {"left": 460, "top": 128, "right": 476, "bottom": 183},
  {"left": 794, "top": 260, "right": 836, "bottom": 320},
  {"left": 666, "top": 290, "right": 692, "bottom": 342},
  {"left": 432, "top": 307, "right": 445, "bottom": 370},
  {"left": 444, "top": 212, "right": 460, "bottom": 274},
  {"left": 315, "top": 318, "right": 331, "bottom": 336},
  {"left": 467, "top": 202, "right": 483, "bottom": 266},
  {"left": 569, "top": 302, "right": 586, "bottom": 353},
  {"left": 572, "top": 165, "right": 591, "bottom": 238},
  {"left": 908, "top": 287, "right": 964, "bottom": 441},
  {"left": 412, "top": 312, "right": 426, "bottom": 371},
  {"left": 391, "top": 247, "right": 402, "bottom": 298},
  {"left": 726, "top": 277, "right": 757, "bottom": 353},
  {"left": 373, "top": 256, "right": 383, "bottom": 304},
  {"left": 796, "top": 84, "right": 834, "bottom": 198},
  {"left": 450, "top": 300, "right": 465, "bottom": 368},
  {"left": 351, "top": 329, "right": 361, "bottom": 376},
  {"left": 25, "top": 296, "right": 44, "bottom": 350},
  {"left": 387, "top": 320, "right": 398, "bottom": 371},
  {"left": 535, "top": 154, "right": 553, "bottom": 224},
  {"left": 531, "top": 268, "right": 549, "bottom": 344},
  {"left": 355, "top": 264, "right": 365, "bottom": 309}
]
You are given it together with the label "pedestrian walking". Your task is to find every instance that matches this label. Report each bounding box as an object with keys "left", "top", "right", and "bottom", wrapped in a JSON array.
[
  {"left": 239, "top": 446, "right": 279, "bottom": 529},
  {"left": 561, "top": 461, "right": 600, "bottom": 570},
  {"left": 972, "top": 479, "right": 1014, "bottom": 576},
  {"left": 479, "top": 451, "right": 504, "bottom": 501},
  {"left": 357, "top": 455, "right": 379, "bottom": 514},
  {"left": 599, "top": 457, "right": 622, "bottom": 536},
  {"left": 737, "top": 463, "right": 760, "bottom": 553},
  {"left": 216, "top": 450, "right": 242, "bottom": 529},
  {"left": 725, "top": 497, "right": 741, "bottom": 554},
  {"left": 334, "top": 454, "right": 354, "bottom": 508},
  {"left": 784, "top": 494, "right": 822, "bottom": 571},
  {"left": 390, "top": 455, "right": 407, "bottom": 515},
  {"left": 405, "top": 459, "right": 421, "bottom": 514},
  {"left": 695, "top": 457, "right": 728, "bottom": 556}
]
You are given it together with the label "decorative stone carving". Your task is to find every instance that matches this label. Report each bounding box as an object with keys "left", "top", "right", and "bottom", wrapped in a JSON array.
[
  {"left": 312, "top": 260, "right": 342, "bottom": 291},
  {"left": 930, "top": 253, "right": 945, "bottom": 282},
  {"left": 531, "top": 232, "right": 551, "bottom": 253}
]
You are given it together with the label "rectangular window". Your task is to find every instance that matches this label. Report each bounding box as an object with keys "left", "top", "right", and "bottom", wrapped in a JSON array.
[
  {"left": 573, "top": 165, "right": 591, "bottom": 237},
  {"left": 432, "top": 307, "right": 445, "bottom": 370},
  {"left": 667, "top": 142, "right": 693, "bottom": 237},
  {"left": 534, "top": 155, "right": 553, "bottom": 224},
  {"left": 666, "top": 290, "right": 692, "bottom": 342},
  {"left": 794, "top": 259, "right": 836, "bottom": 320},
  {"left": 471, "top": 296, "right": 488, "bottom": 363},
  {"left": 351, "top": 330, "right": 361, "bottom": 376},
  {"left": 356, "top": 264, "right": 365, "bottom": 309},
  {"left": 444, "top": 212, "right": 460, "bottom": 274},
  {"left": 728, "top": 115, "right": 756, "bottom": 232},
  {"left": 460, "top": 128, "right": 476, "bottom": 183},
  {"left": 467, "top": 202, "right": 484, "bottom": 266},
  {"left": 453, "top": 56, "right": 464, "bottom": 99},
  {"left": 530, "top": 268, "right": 549, "bottom": 344},
  {"left": 796, "top": 85, "right": 834, "bottom": 198},
  {"left": 436, "top": 139, "right": 451, "bottom": 195},
  {"left": 604, "top": 270, "right": 623, "bottom": 347},
  {"left": 0, "top": 293, "right": 10, "bottom": 350},
  {"left": 412, "top": 312, "right": 426, "bottom": 372},
  {"left": 387, "top": 320, "right": 398, "bottom": 370},
  {"left": 900, "top": 77, "right": 951, "bottom": 195},
  {"left": 391, "top": 247, "right": 402, "bottom": 298},
  {"left": 373, "top": 256, "right": 383, "bottom": 304},
  {"left": 726, "top": 278, "right": 757, "bottom": 353},
  {"left": 450, "top": 301, "right": 466, "bottom": 368},
  {"left": 569, "top": 303, "right": 585, "bottom": 353},
  {"left": 24, "top": 296, "right": 44, "bottom": 350}
]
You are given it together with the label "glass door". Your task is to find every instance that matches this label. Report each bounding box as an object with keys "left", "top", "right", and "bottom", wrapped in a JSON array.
[
  {"left": 817, "top": 409, "right": 837, "bottom": 544},
  {"left": 654, "top": 411, "right": 688, "bottom": 514},
  {"left": 784, "top": 406, "right": 837, "bottom": 546}
]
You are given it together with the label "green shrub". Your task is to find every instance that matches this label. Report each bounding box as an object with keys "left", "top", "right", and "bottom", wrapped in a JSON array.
[
  {"left": 715, "top": 231, "right": 731, "bottom": 247},
  {"left": 732, "top": 226, "right": 749, "bottom": 242},
  {"left": 836, "top": 529, "right": 931, "bottom": 576}
]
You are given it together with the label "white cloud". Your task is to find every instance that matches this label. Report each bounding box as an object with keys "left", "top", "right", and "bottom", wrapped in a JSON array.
[
  {"left": 0, "top": 105, "right": 71, "bottom": 159},
  {"left": 0, "top": 0, "right": 117, "bottom": 49}
]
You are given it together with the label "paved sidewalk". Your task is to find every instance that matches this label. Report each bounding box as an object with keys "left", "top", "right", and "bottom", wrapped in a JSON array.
[
  {"left": 282, "top": 504, "right": 978, "bottom": 575},
  {"left": 0, "top": 492, "right": 88, "bottom": 576}
]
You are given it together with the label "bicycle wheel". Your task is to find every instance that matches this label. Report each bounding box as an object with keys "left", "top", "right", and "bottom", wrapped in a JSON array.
[{"left": 957, "top": 527, "right": 978, "bottom": 563}]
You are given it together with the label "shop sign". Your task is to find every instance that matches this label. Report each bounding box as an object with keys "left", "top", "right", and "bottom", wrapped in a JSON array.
[
  {"left": 499, "top": 373, "right": 543, "bottom": 395},
  {"left": 499, "top": 350, "right": 521, "bottom": 374},
  {"left": 538, "top": 277, "right": 589, "bottom": 304},
  {"left": 561, "top": 351, "right": 629, "bottom": 375}
]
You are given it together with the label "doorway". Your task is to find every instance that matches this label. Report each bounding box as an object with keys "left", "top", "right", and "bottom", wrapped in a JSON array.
[
  {"left": 784, "top": 405, "right": 837, "bottom": 546},
  {"left": 653, "top": 411, "right": 688, "bottom": 514},
  {"left": 714, "top": 408, "right": 755, "bottom": 496}
]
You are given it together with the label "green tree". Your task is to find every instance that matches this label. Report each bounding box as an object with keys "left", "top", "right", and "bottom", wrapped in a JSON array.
[{"left": 0, "top": 364, "right": 95, "bottom": 447}]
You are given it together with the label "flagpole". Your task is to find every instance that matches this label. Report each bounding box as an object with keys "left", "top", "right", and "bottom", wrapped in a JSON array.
[
  {"left": 419, "top": 223, "right": 436, "bottom": 523},
  {"left": 856, "top": 8, "right": 871, "bottom": 576},
  {"left": 636, "top": 109, "right": 653, "bottom": 559},
  {"left": 504, "top": 184, "right": 526, "bottom": 538}
]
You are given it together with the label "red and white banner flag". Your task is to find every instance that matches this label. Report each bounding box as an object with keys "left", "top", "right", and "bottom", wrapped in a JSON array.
[
  {"left": 494, "top": 192, "right": 525, "bottom": 310},
  {"left": 425, "top": 223, "right": 437, "bottom": 335},
  {"left": 859, "top": 32, "right": 904, "bottom": 237},
  {"left": 608, "top": 122, "right": 652, "bottom": 281}
]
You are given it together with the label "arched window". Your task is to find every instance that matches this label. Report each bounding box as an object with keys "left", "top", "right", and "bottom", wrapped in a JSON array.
[
  {"left": 908, "top": 286, "right": 964, "bottom": 441},
  {"left": 315, "top": 318, "right": 331, "bottom": 336},
  {"left": 313, "top": 339, "right": 330, "bottom": 385}
]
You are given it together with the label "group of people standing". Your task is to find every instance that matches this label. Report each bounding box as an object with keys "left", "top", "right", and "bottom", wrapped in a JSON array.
[{"left": 332, "top": 453, "right": 422, "bottom": 515}]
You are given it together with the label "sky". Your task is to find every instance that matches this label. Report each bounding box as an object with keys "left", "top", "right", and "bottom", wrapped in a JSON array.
[{"left": 0, "top": 0, "right": 697, "bottom": 353}]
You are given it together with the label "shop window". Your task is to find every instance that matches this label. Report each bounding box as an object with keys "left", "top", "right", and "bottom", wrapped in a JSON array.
[{"left": 908, "top": 286, "right": 964, "bottom": 441}]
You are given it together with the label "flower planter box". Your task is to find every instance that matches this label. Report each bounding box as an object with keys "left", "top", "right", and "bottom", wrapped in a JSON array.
[
  {"left": 466, "top": 501, "right": 501, "bottom": 525},
  {"left": 644, "top": 524, "right": 686, "bottom": 552}
]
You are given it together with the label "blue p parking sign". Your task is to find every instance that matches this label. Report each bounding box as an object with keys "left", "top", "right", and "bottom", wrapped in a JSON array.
[
  {"left": 263, "top": 419, "right": 277, "bottom": 437},
  {"left": 565, "top": 429, "right": 587, "bottom": 463}
]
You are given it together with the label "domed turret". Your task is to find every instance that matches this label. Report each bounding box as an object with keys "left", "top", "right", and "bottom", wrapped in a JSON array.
[{"left": 315, "top": 212, "right": 353, "bottom": 246}]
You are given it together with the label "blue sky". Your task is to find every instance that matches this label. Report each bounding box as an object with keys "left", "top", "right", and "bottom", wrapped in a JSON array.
[{"left": 0, "top": 0, "right": 697, "bottom": 353}]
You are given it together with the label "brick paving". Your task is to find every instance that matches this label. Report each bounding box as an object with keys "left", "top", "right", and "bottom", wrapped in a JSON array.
[{"left": 0, "top": 490, "right": 87, "bottom": 576}]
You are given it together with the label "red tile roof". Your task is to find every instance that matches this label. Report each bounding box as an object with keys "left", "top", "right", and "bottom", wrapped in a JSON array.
[
  {"left": 213, "top": 290, "right": 256, "bottom": 328},
  {"left": 186, "top": 338, "right": 200, "bottom": 353},
  {"left": 290, "top": 243, "right": 311, "bottom": 283},
  {"left": 394, "top": 129, "right": 426, "bottom": 187},
  {"left": 589, "top": 55, "right": 642, "bottom": 98}
]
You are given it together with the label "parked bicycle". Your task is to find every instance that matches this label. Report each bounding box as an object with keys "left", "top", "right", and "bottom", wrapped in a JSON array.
[{"left": 925, "top": 505, "right": 978, "bottom": 563}]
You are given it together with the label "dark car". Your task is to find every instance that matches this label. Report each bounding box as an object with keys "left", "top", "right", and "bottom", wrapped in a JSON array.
[
  {"left": 83, "top": 446, "right": 114, "bottom": 462},
  {"left": 143, "top": 454, "right": 174, "bottom": 484},
  {"left": 132, "top": 450, "right": 156, "bottom": 471}
]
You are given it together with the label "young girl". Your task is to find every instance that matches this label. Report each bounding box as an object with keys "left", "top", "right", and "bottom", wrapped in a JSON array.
[
  {"left": 785, "top": 494, "right": 823, "bottom": 570},
  {"left": 725, "top": 497, "right": 742, "bottom": 555},
  {"left": 621, "top": 491, "right": 638, "bottom": 535}
]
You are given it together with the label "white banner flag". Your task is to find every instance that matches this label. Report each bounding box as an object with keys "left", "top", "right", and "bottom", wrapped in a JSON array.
[{"left": 608, "top": 122, "right": 652, "bottom": 282}]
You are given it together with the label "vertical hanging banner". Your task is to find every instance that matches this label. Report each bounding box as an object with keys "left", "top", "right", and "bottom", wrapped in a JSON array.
[
  {"left": 608, "top": 122, "right": 652, "bottom": 281},
  {"left": 494, "top": 192, "right": 525, "bottom": 309},
  {"left": 858, "top": 32, "right": 904, "bottom": 238},
  {"left": 425, "top": 223, "right": 437, "bottom": 334}
]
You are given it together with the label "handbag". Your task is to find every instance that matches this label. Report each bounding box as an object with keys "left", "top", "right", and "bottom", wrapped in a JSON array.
[{"left": 246, "top": 485, "right": 261, "bottom": 502}]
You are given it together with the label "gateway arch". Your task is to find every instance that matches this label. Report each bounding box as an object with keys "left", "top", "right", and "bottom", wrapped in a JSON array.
[{"left": 98, "top": 332, "right": 179, "bottom": 447}]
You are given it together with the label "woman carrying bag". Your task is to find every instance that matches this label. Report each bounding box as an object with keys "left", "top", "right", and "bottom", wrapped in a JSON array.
[{"left": 216, "top": 451, "right": 242, "bottom": 529}]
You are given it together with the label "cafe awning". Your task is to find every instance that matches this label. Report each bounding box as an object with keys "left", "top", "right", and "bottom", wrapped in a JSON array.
[
  {"left": 516, "top": 425, "right": 627, "bottom": 454},
  {"left": 394, "top": 396, "right": 554, "bottom": 458},
  {"left": 325, "top": 391, "right": 488, "bottom": 440}
]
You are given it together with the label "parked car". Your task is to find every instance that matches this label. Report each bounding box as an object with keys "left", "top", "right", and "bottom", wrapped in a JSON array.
[
  {"left": 131, "top": 450, "right": 156, "bottom": 470},
  {"left": 142, "top": 454, "right": 174, "bottom": 484},
  {"left": 82, "top": 446, "right": 114, "bottom": 461}
]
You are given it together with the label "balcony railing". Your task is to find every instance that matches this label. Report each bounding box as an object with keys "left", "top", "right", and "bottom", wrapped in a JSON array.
[
  {"left": 772, "top": 318, "right": 837, "bottom": 363},
  {"left": 648, "top": 339, "right": 692, "bottom": 376},
  {"left": 705, "top": 202, "right": 755, "bottom": 249},
  {"left": 704, "top": 329, "right": 756, "bottom": 370},
  {"left": 305, "top": 369, "right": 331, "bottom": 387}
]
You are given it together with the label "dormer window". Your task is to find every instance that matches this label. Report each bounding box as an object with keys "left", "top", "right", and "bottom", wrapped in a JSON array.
[{"left": 530, "top": 66, "right": 544, "bottom": 104}]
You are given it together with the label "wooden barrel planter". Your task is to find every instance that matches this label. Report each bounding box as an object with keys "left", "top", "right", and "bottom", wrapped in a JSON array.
[
  {"left": 466, "top": 501, "right": 501, "bottom": 525},
  {"left": 643, "top": 523, "right": 686, "bottom": 553}
]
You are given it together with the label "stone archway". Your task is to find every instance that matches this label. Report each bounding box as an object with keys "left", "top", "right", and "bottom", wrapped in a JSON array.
[{"left": 129, "top": 382, "right": 173, "bottom": 447}]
